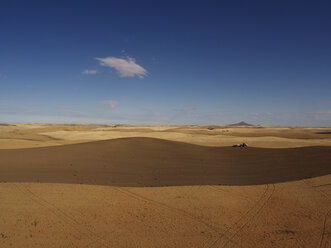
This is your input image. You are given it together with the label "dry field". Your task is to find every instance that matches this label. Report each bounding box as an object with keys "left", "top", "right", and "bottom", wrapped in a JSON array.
[{"left": 0, "top": 123, "right": 331, "bottom": 247}]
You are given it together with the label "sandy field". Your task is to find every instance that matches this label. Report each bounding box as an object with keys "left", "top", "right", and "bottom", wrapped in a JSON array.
[{"left": 0, "top": 123, "right": 330, "bottom": 247}]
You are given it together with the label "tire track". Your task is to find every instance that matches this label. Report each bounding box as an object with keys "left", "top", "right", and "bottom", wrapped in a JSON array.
[
  {"left": 319, "top": 209, "right": 331, "bottom": 248},
  {"left": 113, "top": 187, "right": 242, "bottom": 248},
  {"left": 260, "top": 193, "right": 305, "bottom": 248},
  {"left": 13, "top": 184, "right": 83, "bottom": 241},
  {"left": 14, "top": 184, "right": 111, "bottom": 248},
  {"left": 219, "top": 184, "right": 276, "bottom": 248},
  {"left": 207, "top": 184, "right": 270, "bottom": 248},
  {"left": 303, "top": 179, "right": 331, "bottom": 248},
  {"left": 313, "top": 183, "right": 331, "bottom": 188},
  {"left": 208, "top": 184, "right": 276, "bottom": 248},
  {"left": 304, "top": 180, "right": 331, "bottom": 248},
  {"left": 303, "top": 177, "right": 331, "bottom": 248},
  {"left": 304, "top": 180, "right": 331, "bottom": 199}
]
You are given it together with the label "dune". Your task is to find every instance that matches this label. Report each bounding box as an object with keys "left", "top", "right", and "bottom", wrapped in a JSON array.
[
  {"left": 1, "top": 125, "right": 330, "bottom": 247},
  {"left": 1, "top": 123, "right": 331, "bottom": 149},
  {"left": 0, "top": 137, "right": 330, "bottom": 186},
  {"left": 39, "top": 130, "right": 331, "bottom": 148}
]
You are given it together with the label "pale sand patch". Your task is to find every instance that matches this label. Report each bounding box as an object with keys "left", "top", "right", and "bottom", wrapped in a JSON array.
[
  {"left": 0, "top": 124, "right": 330, "bottom": 149},
  {"left": 40, "top": 130, "right": 331, "bottom": 148},
  {"left": 0, "top": 138, "right": 87, "bottom": 149},
  {"left": 94, "top": 125, "right": 180, "bottom": 131}
]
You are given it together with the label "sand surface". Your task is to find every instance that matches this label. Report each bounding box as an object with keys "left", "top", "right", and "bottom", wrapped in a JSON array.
[
  {"left": 1, "top": 123, "right": 331, "bottom": 149},
  {"left": 0, "top": 124, "right": 330, "bottom": 247},
  {"left": 1, "top": 137, "right": 331, "bottom": 186}
]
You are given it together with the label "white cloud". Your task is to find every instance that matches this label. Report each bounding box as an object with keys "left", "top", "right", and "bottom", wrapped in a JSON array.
[
  {"left": 95, "top": 56, "right": 147, "bottom": 78},
  {"left": 101, "top": 100, "right": 118, "bottom": 109},
  {"left": 82, "top": 69, "right": 98, "bottom": 75}
]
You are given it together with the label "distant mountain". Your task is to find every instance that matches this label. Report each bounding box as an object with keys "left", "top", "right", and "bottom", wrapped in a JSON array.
[
  {"left": 0, "top": 123, "right": 16, "bottom": 126},
  {"left": 228, "top": 121, "right": 254, "bottom": 126}
]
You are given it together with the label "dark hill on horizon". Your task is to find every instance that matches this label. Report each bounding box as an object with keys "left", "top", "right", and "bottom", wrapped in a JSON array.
[{"left": 228, "top": 121, "right": 254, "bottom": 126}]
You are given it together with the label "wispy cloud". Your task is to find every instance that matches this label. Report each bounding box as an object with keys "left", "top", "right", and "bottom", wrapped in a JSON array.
[
  {"left": 101, "top": 100, "right": 119, "bottom": 109},
  {"left": 82, "top": 69, "right": 98, "bottom": 75},
  {"left": 95, "top": 56, "right": 147, "bottom": 78}
]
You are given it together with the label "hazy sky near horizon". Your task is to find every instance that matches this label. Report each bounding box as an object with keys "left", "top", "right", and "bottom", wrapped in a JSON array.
[{"left": 1, "top": 1, "right": 331, "bottom": 126}]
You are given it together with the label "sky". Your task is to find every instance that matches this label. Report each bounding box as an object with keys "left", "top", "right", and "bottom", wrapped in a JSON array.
[{"left": 1, "top": 0, "right": 331, "bottom": 126}]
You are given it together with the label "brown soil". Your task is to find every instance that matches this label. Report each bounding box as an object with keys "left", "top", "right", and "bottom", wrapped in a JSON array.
[{"left": 0, "top": 137, "right": 330, "bottom": 186}]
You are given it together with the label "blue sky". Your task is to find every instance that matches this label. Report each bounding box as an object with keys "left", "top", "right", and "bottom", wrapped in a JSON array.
[{"left": 1, "top": 0, "right": 331, "bottom": 126}]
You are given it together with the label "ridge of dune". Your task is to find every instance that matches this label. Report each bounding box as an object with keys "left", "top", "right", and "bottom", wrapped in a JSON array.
[
  {"left": 39, "top": 130, "right": 331, "bottom": 148},
  {"left": 1, "top": 124, "right": 331, "bottom": 149}
]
